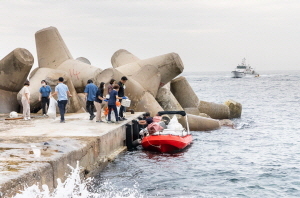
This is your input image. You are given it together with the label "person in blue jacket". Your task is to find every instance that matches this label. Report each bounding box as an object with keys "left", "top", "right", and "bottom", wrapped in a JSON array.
[
  {"left": 84, "top": 79, "right": 98, "bottom": 120},
  {"left": 39, "top": 80, "right": 52, "bottom": 116},
  {"left": 107, "top": 84, "right": 127, "bottom": 124}
]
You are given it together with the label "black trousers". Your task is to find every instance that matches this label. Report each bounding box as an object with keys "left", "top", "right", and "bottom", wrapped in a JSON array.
[
  {"left": 41, "top": 97, "right": 49, "bottom": 114},
  {"left": 86, "top": 101, "right": 95, "bottom": 116},
  {"left": 119, "top": 99, "right": 124, "bottom": 118},
  {"left": 108, "top": 105, "right": 118, "bottom": 121}
]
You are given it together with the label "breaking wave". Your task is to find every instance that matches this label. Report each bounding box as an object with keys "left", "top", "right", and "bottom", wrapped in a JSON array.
[{"left": 13, "top": 162, "right": 143, "bottom": 198}]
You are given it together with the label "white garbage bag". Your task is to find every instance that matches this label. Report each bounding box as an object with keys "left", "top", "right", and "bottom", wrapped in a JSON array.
[
  {"left": 105, "top": 106, "right": 120, "bottom": 122},
  {"left": 9, "top": 111, "right": 18, "bottom": 118},
  {"left": 167, "top": 116, "right": 184, "bottom": 131},
  {"left": 48, "top": 97, "right": 57, "bottom": 119}
]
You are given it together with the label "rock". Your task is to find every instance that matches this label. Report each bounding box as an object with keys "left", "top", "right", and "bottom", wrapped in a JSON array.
[{"left": 220, "top": 119, "right": 234, "bottom": 128}]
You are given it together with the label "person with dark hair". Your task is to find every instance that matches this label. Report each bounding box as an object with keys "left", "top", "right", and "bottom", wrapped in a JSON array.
[
  {"left": 84, "top": 79, "right": 98, "bottom": 120},
  {"left": 107, "top": 84, "right": 126, "bottom": 124},
  {"left": 20, "top": 80, "right": 31, "bottom": 120},
  {"left": 107, "top": 79, "right": 116, "bottom": 94},
  {"left": 94, "top": 82, "right": 106, "bottom": 123},
  {"left": 51, "top": 77, "right": 72, "bottom": 123},
  {"left": 138, "top": 112, "right": 153, "bottom": 126},
  {"left": 38, "top": 80, "right": 51, "bottom": 116},
  {"left": 118, "top": 76, "right": 128, "bottom": 120}
]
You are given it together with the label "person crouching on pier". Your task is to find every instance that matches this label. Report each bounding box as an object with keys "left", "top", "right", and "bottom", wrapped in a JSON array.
[
  {"left": 51, "top": 77, "right": 72, "bottom": 123},
  {"left": 94, "top": 82, "right": 106, "bottom": 123},
  {"left": 20, "top": 80, "right": 31, "bottom": 120},
  {"left": 107, "top": 84, "right": 127, "bottom": 124}
]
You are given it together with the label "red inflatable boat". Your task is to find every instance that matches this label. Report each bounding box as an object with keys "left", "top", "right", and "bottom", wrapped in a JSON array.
[{"left": 141, "top": 111, "right": 192, "bottom": 153}]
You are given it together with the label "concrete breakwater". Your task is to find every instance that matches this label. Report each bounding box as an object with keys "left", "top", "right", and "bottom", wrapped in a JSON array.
[{"left": 0, "top": 112, "right": 143, "bottom": 198}]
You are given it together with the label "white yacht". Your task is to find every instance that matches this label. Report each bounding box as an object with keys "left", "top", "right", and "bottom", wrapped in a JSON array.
[{"left": 231, "top": 58, "right": 257, "bottom": 78}]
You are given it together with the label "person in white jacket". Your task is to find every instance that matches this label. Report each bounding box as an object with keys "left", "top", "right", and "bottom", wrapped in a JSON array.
[{"left": 20, "top": 80, "right": 31, "bottom": 120}]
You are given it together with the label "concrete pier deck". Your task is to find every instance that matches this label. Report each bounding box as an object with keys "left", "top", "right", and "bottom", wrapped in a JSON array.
[{"left": 0, "top": 112, "right": 143, "bottom": 198}]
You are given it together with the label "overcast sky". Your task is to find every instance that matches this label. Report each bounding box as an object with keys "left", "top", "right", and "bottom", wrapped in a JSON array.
[{"left": 1, "top": 0, "right": 300, "bottom": 72}]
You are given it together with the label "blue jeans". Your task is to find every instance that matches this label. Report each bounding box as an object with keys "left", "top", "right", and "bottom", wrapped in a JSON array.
[
  {"left": 57, "top": 100, "right": 68, "bottom": 121},
  {"left": 108, "top": 105, "right": 118, "bottom": 121}
]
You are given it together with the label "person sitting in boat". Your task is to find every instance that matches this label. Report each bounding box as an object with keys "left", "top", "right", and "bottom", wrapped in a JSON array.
[
  {"left": 147, "top": 115, "right": 165, "bottom": 135},
  {"left": 138, "top": 112, "right": 153, "bottom": 126}
]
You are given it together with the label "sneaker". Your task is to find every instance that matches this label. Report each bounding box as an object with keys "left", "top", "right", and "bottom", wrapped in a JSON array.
[
  {"left": 118, "top": 117, "right": 123, "bottom": 121},
  {"left": 122, "top": 117, "right": 127, "bottom": 120},
  {"left": 24, "top": 117, "right": 28, "bottom": 121},
  {"left": 115, "top": 121, "right": 119, "bottom": 124},
  {"left": 107, "top": 121, "right": 112, "bottom": 124},
  {"left": 99, "top": 120, "right": 104, "bottom": 123},
  {"left": 96, "top": 121, "right": 100, "bottom": 123},
  {"left": 90, "top": 115, "right": 95, "bottom": 120},
  {"left": 43, "top": 114, "right": 47, "bottom": 117},
  {"left": 27, "top": 117, "right": 31, "bottom": 120},
  {"left": 60, "top": 120, "right": 65, "bottom": 123}
]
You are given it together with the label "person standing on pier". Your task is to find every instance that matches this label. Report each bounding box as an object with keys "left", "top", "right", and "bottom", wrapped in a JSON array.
[
  {"left": 38, "top": 80, "right": 51, "bottom": 117},
  {"left": 84, "top": 79, "right": 98, "bottom": 120},
  {"left": 94, "top": 82, "right": 106, "bottom": 123},
  {"left": 20, "top": 80, "right": 31, "bottom": 120},
  {"left": 118, "top": 76, "right": 128, "bottom": 121},
  {"left": 51, "top": 77, "right": 72, "bottom": 123},
  {"left": 107, "top": 79, "right": 116, "bottom": 94},
  {"left": 107, "top": 84, "right": 126, "bottom": 124}
]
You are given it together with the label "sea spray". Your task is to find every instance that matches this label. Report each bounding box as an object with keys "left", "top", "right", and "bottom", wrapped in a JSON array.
[{"left": 14, "top": 162, "right": 143, "bottom": 198}]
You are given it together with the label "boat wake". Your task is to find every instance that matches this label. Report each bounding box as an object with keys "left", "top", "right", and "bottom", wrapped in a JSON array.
[{"left": 14, "top": 162, "right": 143, "bottom": 198}]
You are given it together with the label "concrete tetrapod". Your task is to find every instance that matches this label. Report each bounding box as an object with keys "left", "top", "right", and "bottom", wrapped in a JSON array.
[
  {"left": 171, "top": 76, "right": 199, "bottom": 109},
  {"left": 0, "top": 48, "right": 34, "bottom": 92},
  {"left": 132, "top": 64, "right": 161, "bottom": 97},
  {"left": 111, "top": 49, "right": 140, "bottom": 68},
  {"left": 35, "top": 26, "right": 102, "bottom": 93},
  {"left": 114, "top": 51, "right": 184, "bottom": 88},
  {"left": 0, "top": 90, "right": 19, "bottom": 113},
  {"left": 96, "top": 68, "right": 163, "bottom": 116},
  {"left": 198, "top": 101, "right": 230, "bottom": 119},
  {"left": 18, "top": 68, "right": 85, "bottom": 113},
  {"left": 156, "top": 83, "right": 183, "bottom": 111},
  {"left": 224, "top": 99, "right": 242, "bottom": 118},
  {"left": 0, "top": 48, "right": 34, "bottom": 113},
  {"left": 183, "top": 114, "right": 221, "bottom": 131}
]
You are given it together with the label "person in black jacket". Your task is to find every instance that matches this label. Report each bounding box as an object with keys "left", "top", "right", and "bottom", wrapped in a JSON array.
[
  {"left": 118, "top": 76, "right": 128, "bottom": 120},
  {"left": 94, "top": 82, "right": 106, "bottom": 122}
]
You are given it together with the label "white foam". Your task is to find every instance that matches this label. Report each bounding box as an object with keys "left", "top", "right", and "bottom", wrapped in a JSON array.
[{"left": 14, "top": 162, "right": 143, "bottom": 198}]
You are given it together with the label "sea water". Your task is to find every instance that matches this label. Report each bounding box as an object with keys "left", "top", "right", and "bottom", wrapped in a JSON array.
[{"left": 15, "top": 70, "right": 300, "bottom": 197}]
